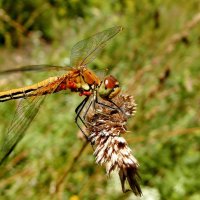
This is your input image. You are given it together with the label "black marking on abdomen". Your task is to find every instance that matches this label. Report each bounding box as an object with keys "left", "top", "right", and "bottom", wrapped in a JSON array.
[
  {"left": 12, "top": 88, "right": 36, "bottom": 96},
  {"left": 0, "top": 87, "right": 39, "bottom": 102}
]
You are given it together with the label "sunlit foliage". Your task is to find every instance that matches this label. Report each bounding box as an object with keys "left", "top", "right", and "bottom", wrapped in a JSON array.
[{"left": 0, "top": 0, "right": 199, "bottom": 199}]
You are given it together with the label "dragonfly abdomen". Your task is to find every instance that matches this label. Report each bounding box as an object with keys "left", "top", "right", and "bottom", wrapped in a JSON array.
[{"left": 0, "top": 77, "right": 59, "bottom": 102}]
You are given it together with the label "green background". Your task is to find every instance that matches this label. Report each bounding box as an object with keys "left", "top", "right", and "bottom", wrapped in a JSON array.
[{"left": 0, "top": 0, "right": 200, "bottom": 199}]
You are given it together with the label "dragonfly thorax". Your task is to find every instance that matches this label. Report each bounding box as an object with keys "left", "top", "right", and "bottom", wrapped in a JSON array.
[
  {"left": 98, "top": 75, "right": 121, "bottom": 99},
  {"left": 81, "top": 67, "right": 100, "bottom": 86}
]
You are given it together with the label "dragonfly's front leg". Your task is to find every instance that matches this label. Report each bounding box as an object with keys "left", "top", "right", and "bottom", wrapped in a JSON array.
[
  {"left": 94, "top": 94, "right": 127, "bottom": 118},
  {"left": 82, "top": 91, "right": 120, "bottom": 121}
]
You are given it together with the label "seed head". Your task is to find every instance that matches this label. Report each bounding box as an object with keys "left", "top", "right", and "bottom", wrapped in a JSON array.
[{"left": 86, "top": 94, "right": 142, "bottom": 196}]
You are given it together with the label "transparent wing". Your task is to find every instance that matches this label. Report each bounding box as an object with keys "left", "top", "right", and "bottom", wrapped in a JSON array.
[
  {"left": 70, "top": 26, "right": 123, "bottom": 67},
  {"left": 0, "top": 77, "right": 65, "bottom": 165},
  {"left": 0, "top": 65, "right": 71, "bottom": 75}
]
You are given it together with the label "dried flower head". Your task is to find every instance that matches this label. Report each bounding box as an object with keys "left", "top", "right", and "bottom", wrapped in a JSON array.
[{"left": 86, "top": 94, "right": 142, "bottom": 196}]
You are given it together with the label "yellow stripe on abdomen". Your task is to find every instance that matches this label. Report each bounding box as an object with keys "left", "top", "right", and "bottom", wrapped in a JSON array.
[{"left": 0, "top": 76, "right": 59, "bottom": 102}]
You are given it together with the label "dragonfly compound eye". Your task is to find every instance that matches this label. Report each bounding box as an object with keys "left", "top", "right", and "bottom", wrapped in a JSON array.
[{"left": 99, "top": 75, "right": 121, "bottom": 99}]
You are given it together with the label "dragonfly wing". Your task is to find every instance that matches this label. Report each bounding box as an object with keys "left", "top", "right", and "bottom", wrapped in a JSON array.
[
  {"left": 0, "top": 77, "right": 65, "bottom": 165},
  {"left": 0, "top": 96, "right": 45, "bottom": 165},
  {"left": 0, "top": 65, "right": 71, "bottom": 75},
  {"left": 70, "top": 26, "right": 123, "bottom": 67}
]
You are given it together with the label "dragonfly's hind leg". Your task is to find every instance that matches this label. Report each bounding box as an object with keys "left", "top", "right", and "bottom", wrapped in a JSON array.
[{"left": 75, "top": 96, "right": 91, "bottom": 142}]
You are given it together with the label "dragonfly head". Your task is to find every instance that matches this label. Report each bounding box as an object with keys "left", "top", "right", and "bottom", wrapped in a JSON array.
[{"left": 99, "top": 75, "right": 121, "bottom": 99}]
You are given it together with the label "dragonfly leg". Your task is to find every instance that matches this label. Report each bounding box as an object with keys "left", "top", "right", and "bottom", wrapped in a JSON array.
[
  {"left": 82, "top": 99, "right": 93, "bottom": 121},
  {"left": 107, "top": 99, "right": 127, "bottom": 116},
  {"left": 95, "top": 95, "right": 126, "bottom": 117},
  {"left": 82, "top": 91, "right": 109, "bottom": 120},
  {"left": 81, "top": 98, "right": 97, "bottom": 146},
  {"left": 75, "top": 96, "right": 90, "bottom": 141}
]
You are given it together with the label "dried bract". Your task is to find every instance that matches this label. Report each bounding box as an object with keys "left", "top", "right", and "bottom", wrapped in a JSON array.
[{"left": 86, "top": 94, "right": 142, "bottom": 196}]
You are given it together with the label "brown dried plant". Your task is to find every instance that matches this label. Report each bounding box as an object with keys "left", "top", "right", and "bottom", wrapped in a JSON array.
[{"left": 86, "top": 94, "right": 142, "bottom": 196}]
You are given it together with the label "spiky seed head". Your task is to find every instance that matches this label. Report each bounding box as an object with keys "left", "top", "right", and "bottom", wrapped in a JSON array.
[{"left": 86, "top": 94, "right": 142, "bottom": 196}]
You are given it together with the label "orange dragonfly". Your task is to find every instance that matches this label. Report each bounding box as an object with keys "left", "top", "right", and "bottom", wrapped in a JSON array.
[{"left": 0, "top": 26, "right": 123, "bottom": 164}]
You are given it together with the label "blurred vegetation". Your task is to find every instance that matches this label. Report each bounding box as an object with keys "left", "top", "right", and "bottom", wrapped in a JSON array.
[{"left": 0, "top": 0, "right": 200, "bottom": 200}]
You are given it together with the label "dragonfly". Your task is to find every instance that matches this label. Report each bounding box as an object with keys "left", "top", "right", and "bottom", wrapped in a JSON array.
[{"left": 0, "top": 26, "right": 123, "bottom": 164}]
